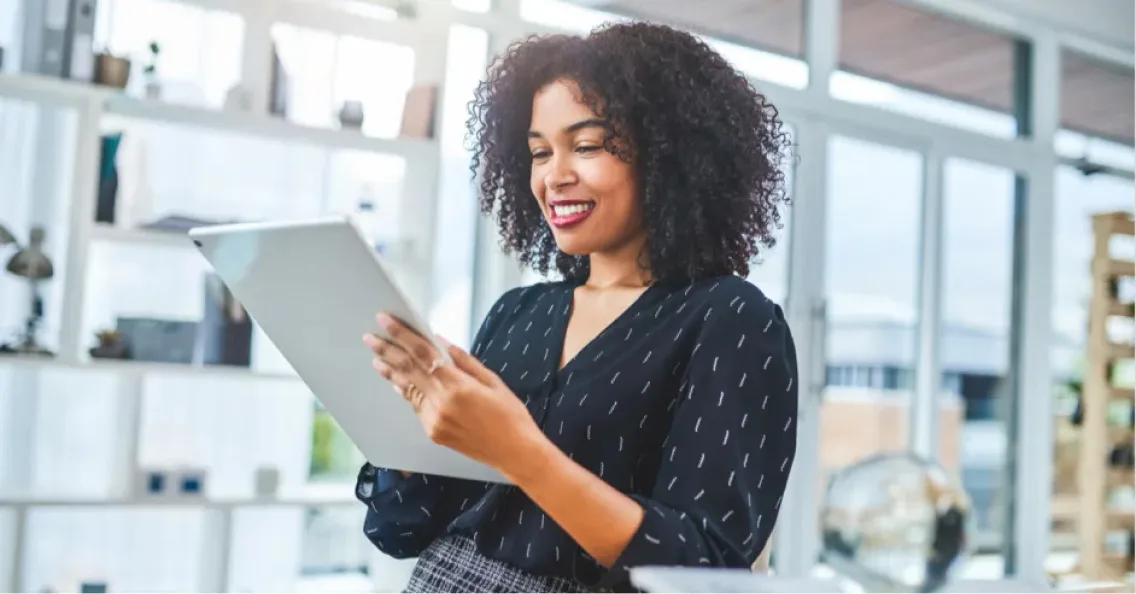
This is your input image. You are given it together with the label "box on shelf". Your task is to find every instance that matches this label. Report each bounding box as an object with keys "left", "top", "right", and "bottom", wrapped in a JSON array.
[
  {"left": 254, "top": 467, "right": 281, "bottom": 499},
  {"left": 114, "top": 317, "right": 198, "bottom": 364},
  {"left": 200, "top": 273, "right": 253, "bottom": 367},
  {"left": 133, "top": 466, "right": 209, "bottom": 500}
]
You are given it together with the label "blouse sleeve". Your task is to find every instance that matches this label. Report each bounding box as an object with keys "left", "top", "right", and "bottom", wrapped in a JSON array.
[
  {"left": 358, "top": 287, "right": 522, "bottom": 557},
  {"left": 600, "top": 294, "right": 799, "bottom": 587},
  {"left": 358, "top": 462, "right": 471, "bottom": 558}
]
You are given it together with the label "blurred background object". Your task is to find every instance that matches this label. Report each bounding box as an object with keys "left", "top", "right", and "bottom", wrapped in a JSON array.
[
  {"left": 0, "top": 224, "right": 56, "bottom": 356},
  {"left": 0, "top": 0, "right": 1131, "bottom": 592},
  {"left": 821, "top": 452, "right": 971, "bottom": 592}
]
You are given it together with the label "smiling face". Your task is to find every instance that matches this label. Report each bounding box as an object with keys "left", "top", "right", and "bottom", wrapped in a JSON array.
[{"left": 527, "top": 79, "right": 643, "bottom": 258}]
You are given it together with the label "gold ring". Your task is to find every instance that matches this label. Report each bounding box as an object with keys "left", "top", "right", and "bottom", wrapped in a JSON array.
[
  {"left": 405, "top": 383, "right": 425, "bottom": 410},
  {"left": 427, "top": 359, "right": 444, "bottom": 375}
]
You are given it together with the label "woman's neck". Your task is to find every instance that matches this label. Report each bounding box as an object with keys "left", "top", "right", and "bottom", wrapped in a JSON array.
[{"left": 585, "top": 237, "right": 651, "bottom": 290}]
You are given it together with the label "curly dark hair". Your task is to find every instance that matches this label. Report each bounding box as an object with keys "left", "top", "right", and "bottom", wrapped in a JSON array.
[{"left": 466, "top": 21, "right": 793, "bottom": 283}]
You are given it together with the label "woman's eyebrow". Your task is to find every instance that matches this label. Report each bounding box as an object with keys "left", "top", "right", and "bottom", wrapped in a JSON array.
[{"left": 528, "top": 118, "right": 607, "bottom": 139}]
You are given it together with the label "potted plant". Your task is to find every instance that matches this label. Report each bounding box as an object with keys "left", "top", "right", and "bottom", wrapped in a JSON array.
[
  {"left": 93, "top": 49, "right": 131, "bottom": 89},
  {"left": 90, "top": 329, "right": 131, "bottom": 359},
  {"left": 142, "top": 41, "right": 161, "bottom": 99}
]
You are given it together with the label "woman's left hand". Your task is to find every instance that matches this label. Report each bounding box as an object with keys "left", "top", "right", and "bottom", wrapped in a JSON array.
[{"left": 363, "top": 313, "right": 542, "bottom": 475}]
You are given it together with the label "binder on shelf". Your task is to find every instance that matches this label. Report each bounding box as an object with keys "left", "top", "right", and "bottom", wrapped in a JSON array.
[{"left": 21, "top": 0, "right": 99, "bottom": 81}]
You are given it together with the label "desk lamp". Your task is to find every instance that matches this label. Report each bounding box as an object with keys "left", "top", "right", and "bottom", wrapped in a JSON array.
[{"left": 0, "top": 223, "right": 55, "bottom": 356}]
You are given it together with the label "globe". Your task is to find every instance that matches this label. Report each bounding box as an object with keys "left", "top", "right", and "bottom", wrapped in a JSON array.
[{"left": 820, "top": 452, "right": 972, "bottom": 593}]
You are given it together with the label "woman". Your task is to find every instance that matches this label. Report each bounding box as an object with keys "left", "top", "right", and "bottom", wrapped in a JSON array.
[{"left": 358, "top": 21, "right": 797, "bottom": 593}]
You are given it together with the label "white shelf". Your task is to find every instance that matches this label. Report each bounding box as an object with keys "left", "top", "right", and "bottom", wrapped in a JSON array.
[
  {"left": 89, "top": 223, "right": 197, "bottom": 248},
  {"left": 0, "top": 72, "right": 103, "bottom": 107},
  {"left": 0, "top": 73, "right": 438, "bottom": 159},
  {"left": 89, "top": 222, "right": 417, "bottom": 258},
  {"left": 0, "top": 355, "right": 299, "bottom": 381},
  {"left": 103, "top": 93, "right": 435, "bottom": 159},
  {"left": 0, "top": 494, "right": 356, "bottom": 509}
]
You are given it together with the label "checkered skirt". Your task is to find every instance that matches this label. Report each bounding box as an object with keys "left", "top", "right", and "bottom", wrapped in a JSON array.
[{"left": 404, "top": 535, "right": 592, "bottom": 593}]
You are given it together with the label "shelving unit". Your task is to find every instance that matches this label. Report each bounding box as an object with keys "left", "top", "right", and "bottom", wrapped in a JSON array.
[
  {"left": 0, "top": 355, "right": 300, "bottom": 380},
  {"left": 0, "top": 493, "right": 355, "bottom": 509},
  {"left": 0, "top": 0, "right": 568, "bottom": 590},
  {"left": 0, "top": 72, "right": 441, "bottom": 353},
  {"left": 0, "top": 74, "right": 436, "bottom": 159},
  {"left": 0, "top": 2, "right": 452, "bottom": 586},
  {"left": 1076, "top": 211, "right": 1135, "bottom": 581}
]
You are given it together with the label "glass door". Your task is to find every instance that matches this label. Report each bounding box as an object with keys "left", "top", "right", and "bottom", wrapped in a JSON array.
[
  {"left": 774, "top": 120, "right": 1027, "bottom": 579},
  {"left": 772, "top": 121, "right": 935, "bottom": 577},
  {"left": 817, "top": 133, "right": 927, "bottom": 493}
]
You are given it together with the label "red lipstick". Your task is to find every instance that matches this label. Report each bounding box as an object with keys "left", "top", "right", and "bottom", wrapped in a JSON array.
[{"left": 548, "top": 200, "right": 596, "bottom": 229}]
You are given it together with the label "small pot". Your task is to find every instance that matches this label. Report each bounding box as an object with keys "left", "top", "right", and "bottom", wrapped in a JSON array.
[
  {"left": 338, "top": 100, "right": 366, "bottom": 129},
  {"left": 94, "top": 53, "right": 131, "bottom": 89},
  {"left": 90, "top": 333, "right": 131, "bottom": 359}
]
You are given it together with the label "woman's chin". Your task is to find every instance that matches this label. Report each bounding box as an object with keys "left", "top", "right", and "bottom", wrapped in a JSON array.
[{"left": 552, "top": 238, "right": 594, "bottom": 257}]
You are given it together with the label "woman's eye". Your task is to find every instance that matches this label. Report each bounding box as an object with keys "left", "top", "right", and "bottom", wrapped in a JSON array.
[
  {"left": 576, "top": 145, "right": 602, "bottom": 154},
  {"left": 530, "top": 150, "right": 551, "bottom": 159}
]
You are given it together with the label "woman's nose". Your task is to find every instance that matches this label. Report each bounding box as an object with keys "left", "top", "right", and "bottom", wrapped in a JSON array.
[{"left": 545, "top": 155, "right": 577, "bottom": 190}]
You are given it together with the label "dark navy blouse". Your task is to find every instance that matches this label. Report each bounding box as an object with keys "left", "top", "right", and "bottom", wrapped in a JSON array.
[{"left": 356, "top": 275, "right": 798, "bottom": 590}]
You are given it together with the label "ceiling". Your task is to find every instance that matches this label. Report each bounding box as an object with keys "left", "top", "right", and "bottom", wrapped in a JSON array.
[{"left": 578, "top": 0, "right": 1134, "bottom": 145}]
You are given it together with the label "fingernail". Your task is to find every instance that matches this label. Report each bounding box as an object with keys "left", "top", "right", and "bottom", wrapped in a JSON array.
[{"left": 376, "top": 313, "right": 392, "bottom": 328}]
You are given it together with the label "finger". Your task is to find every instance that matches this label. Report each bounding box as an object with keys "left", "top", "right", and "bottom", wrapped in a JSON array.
[
  {"left": 365, "top": 333, "right": 416, "bottom": 373},
  {"left": 444, "top": 341, "right": 501, "bottom": 387},
  {"left": 372, "top": 357, "right": 393, "bottom": 379},
  {"left": 377, "top": 314, "right": 443, "bottom": 372},
  {"left": 374, "top": 358, "right": 424, "bottom": 409},
  {"left": 369, "top": 332, "right": 443, "bottom": 412},
  {"left": 373, "top": 358, "right": 410, "bottom": 396}
]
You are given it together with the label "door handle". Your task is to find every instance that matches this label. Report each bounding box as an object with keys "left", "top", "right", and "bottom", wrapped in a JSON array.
[{"left": 809, "top": 297, "right": 828, "bottom": 402}]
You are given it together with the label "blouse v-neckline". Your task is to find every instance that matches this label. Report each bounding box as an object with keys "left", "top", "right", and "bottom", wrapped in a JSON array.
[{"left": 552, "top": 282, "right": 666, "bottom": 375}]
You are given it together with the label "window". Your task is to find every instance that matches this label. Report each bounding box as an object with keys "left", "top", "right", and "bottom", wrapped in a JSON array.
[
  {"left": 819, "top": 136, "right": 923, "bottom": 532},
  {"left": 596, "top": 0, "right": 803, "bottom": 58},
  {"left": 1054, "top": 51, "right": 1135, "bottom": 173},
  {"left": 1055, "top": 130, "right": 1136, "bottom": 173},
  {"left": 519, "top": 0, "right": 808, "bottom": 89},
  {"left": 1059, "top": 50, "right": 1134, "bottom": 147},
  {"left": 519, "top": 0, "right": 626, "bottom": 33},
  {"left": 599, "top": 0, "right": 808, "bottom": 88},
  {"left": 429, "top": 25, "right": 491, "bottom": 349},
  {"left": 831, "top": 0, "right": 1023, "bottom": 138},
  {"left": 940, "top": 157, "right": 1018, "bottom": 565},
  {"left": 882, "top": 365, "right": 911, "bottom": 390},
  {"left": 704, "top": 36, "right": 808, "bottom": 89}
]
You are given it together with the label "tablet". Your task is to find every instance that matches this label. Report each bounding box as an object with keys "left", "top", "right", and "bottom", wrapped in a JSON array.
[{"left": 189, "top": 216, "right": 507, "bottom": 483}]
